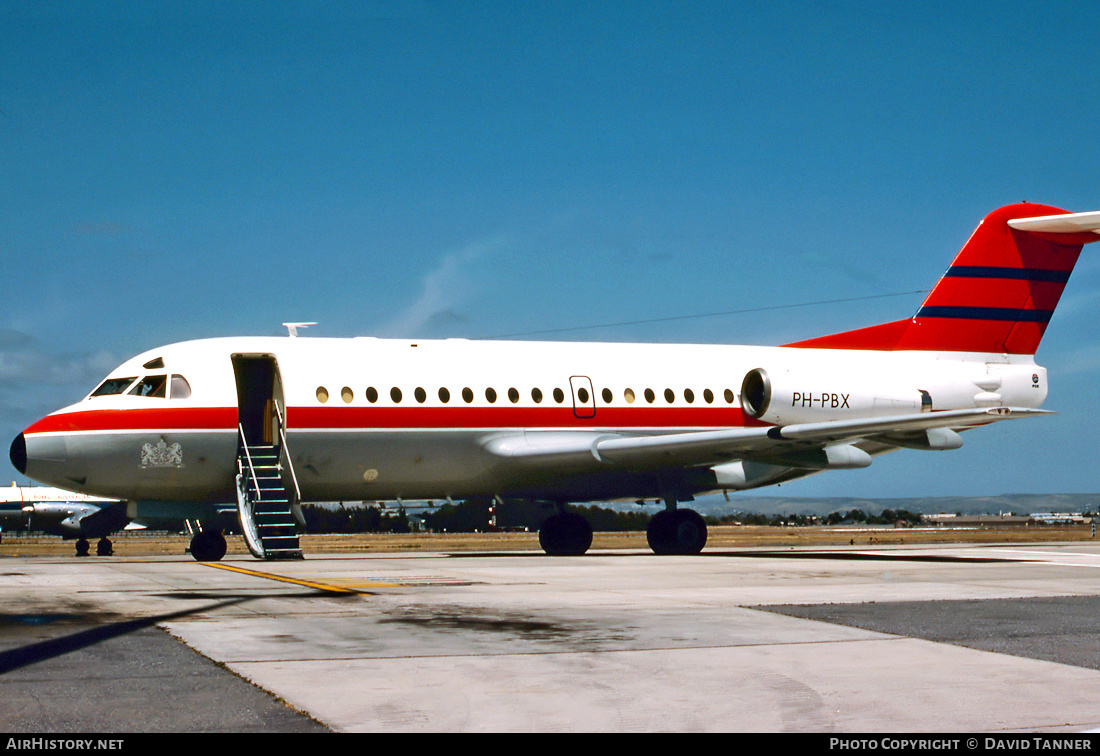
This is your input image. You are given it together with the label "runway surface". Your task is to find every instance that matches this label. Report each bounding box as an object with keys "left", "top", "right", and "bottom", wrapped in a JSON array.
[{"left": 3, "top": 541, "right": 1100, "bottom": 732}]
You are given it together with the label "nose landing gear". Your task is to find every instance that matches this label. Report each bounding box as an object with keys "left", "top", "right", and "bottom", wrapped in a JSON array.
[{"left": 185, "top": 520, "right": 228, "bottom": 562}]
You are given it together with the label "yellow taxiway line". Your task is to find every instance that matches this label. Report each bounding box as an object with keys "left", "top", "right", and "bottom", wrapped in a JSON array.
[{"left": 202, "top": 562, "right": 400, "bottom": 594}]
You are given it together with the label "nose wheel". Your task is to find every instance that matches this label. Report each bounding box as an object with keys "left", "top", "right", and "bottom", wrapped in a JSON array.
[{"left": 189, "top": 529, "right": 227, "bottom": 562}]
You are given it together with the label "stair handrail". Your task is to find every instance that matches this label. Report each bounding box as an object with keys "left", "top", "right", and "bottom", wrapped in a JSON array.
[
  {"left": 273, "top": 402, "right": 302, "bottom": 503},
  {"left": 236, "top": 423, "right": 267, "bottom": 559},
  {"left": 238, "top": 423, "right": 261, "bottom": 499}
]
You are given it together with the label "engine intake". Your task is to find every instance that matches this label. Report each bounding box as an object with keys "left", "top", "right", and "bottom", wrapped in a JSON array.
[
  {"left": 740, "top": 368, "right": 771, "bottom": 419},
  {"left": 739, "top": 366, "right": 929, "bottom": 426}
]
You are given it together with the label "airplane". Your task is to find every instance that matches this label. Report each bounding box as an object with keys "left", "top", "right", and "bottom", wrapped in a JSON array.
[
  {"left": 9, "top": 202, "right": 1100, "bottom": 562},
  {"left": 0, "top": 482, "right": 127, "bottom": 556}
]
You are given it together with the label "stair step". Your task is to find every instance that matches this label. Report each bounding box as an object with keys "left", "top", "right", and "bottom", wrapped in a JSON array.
[{"left": 237, "top": 443, "right": 303, "bottom": 561}]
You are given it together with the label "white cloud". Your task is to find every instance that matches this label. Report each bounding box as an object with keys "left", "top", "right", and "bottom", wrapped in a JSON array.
[{"left": 372, "top": 235, "right": 511, "bottom": 338}]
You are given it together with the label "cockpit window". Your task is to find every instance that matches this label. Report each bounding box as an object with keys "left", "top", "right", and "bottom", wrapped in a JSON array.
[
  {"left": 91, "top": 377, "right": 138, "bottom": 397},
  {"left": 129, "top": 375, "right": 168, "bottom": 398},
  {"left": 170, "top": 375, "right": 192, "bottom": 399}
]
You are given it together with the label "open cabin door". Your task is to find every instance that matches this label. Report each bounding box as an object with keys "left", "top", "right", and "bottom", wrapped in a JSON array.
[
  {"left": 233, "top": 355, "right": 283, "bottom": 448},
  {"left": 231, "top": 354, "right": 303, "bottom": 560}
]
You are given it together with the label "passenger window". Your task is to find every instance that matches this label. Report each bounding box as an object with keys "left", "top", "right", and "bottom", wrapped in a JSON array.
[
  {"left": 601, "top": 388, "right": 612, "bottom": 404},
  {"left": 91, "top": 377, "right": 137, "bottom": 397},
  {"left": 553, "top": 388, "right": 565, "bottom": 403},
  {"left": 391, "top": 387, "right": 402, "bottom": 403},
  {"left": 684, "top": 389, "right": 694, "bottom": 404},
  {"left": 317, "top": 387, "right": 329, "bottom": 403},
  {"left": 644, "top": 388, "right": 655, "bottom": 403},
  {"left": 724, "top": 389, "right": 735, "bottom": 403},
  {"left": 415, "top": 387, "right": 427, "bottom": 403},
  {"left": 703, "top": 388, "right": 714, "bottom": 404},
  {"left": 624, "top": 388, "right": 635, "bottom": 404},
  {"left": 129, "top": 375, "right": 168, "bottom": 398},
  {"left": 366, "top": 387, "right": 378, "bottom": 403},
  {"left": 170, "top": 375, "right": 192, "bottom": 400},
  {"left": 462, "top": 387, "right": 474, "bottom": 403},
  {"left": 342, "top": 387, "right": 354, "bottom": 403},
  {"left": 508, "top": 387, "right": 519, "bottom": 403},
  {"left": 531, "top": 388, "right": 543, "bottom": 403},
  {"left": 439, "top": 387, "right": 451, "bottom": 403},
  {"left": 577, "top": 387, "right": 589, "bottom": 403},
  {"left": 485, "top": 387, "right": 497, "bottom": 403},
  {"left": 664, "top": 388, "right": 674, "bottom": 403}
]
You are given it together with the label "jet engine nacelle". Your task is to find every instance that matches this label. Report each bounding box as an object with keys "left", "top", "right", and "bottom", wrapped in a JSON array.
[{"left": 740, "top": 367, "right": 932, "bottom": 426}]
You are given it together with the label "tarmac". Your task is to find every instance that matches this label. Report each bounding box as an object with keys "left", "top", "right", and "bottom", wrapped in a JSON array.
[{"left": 4, "top": 540, "right": 1100, "bottom": 733}]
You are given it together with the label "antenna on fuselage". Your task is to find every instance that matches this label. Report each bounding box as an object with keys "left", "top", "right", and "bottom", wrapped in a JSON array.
[{"left": 283, "top": 322, "right": 317, "bottom": 338}]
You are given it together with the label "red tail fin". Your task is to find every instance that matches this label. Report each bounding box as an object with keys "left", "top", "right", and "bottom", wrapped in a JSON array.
[{"left": 787, "top": 203, "right": 1100, "bottom": 355}]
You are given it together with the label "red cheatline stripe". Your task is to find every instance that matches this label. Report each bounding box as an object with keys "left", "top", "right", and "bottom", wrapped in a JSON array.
[
  {"left": 289, "top": 405, "right": 760, "bottom": 429},
  {"left": 26, "top": 404, "right": 762, "bottom": 435},
  {"left": 24, "top": 407, "right": 239, "bottom": 435}
]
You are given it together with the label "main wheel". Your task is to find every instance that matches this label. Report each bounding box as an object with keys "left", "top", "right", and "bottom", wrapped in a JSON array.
[
  {"left": 538, "top": 512, "right": 593, "bottom": 556},
  {"left": 647, "top": 509, "right": 707, "bottom": 555},
  {"left": 96, "top": 537, "right": 113, "bottom": 556}
]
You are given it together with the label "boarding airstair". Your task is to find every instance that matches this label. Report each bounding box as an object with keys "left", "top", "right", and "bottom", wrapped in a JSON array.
[{"left": 235, "top": 404, "right": 304, "bottom": 560}]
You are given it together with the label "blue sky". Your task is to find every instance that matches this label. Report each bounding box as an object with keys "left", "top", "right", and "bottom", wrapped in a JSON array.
[{"left": 2, "top": 1, "right": 1098, "bottom": 499}]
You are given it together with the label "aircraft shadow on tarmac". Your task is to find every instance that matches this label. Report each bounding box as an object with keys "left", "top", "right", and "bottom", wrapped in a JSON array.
[{"left": 0, "top": 589, "right": 355, "bottom": 676}]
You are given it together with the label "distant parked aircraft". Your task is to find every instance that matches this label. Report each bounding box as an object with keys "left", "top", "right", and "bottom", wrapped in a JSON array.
[{"left": 0, "top": 482, "right": 128, "bottom": 555}]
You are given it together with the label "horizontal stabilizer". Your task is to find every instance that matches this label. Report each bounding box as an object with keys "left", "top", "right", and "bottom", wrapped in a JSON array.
[{"left": 1008, "top": 210, "right": 1100, "bottom": 235}]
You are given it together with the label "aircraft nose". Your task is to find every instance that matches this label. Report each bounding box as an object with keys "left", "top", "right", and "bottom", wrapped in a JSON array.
[{"left": 10, "top": 433, "right": 26, "bottom": 475}]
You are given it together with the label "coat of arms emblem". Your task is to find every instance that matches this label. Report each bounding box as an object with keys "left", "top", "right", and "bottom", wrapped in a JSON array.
[{"left": 141, "top": 439, "right": 183, "bottom": 468}]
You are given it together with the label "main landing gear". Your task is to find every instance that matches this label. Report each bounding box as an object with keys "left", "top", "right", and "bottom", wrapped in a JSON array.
[
  {"left": 536, "top": 501, "right": 709, "bottom": 556},
  {"left": 646, "top": 506, "right": 708, "bottom": 555},
  {"left": 538, "top": 508, "right": 593, "bottom": 556}
]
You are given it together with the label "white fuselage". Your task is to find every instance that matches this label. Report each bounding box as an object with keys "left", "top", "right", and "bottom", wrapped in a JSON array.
[{"left": 15, "top": 335, "right": 1046, "bottom": 507}]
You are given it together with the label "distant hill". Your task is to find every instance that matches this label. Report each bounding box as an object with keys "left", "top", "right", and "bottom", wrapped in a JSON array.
[{"left": 678, "top": 493, "right": 1100, "bottom": 518}]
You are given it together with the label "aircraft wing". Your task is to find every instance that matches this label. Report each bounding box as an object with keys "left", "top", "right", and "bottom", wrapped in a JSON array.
[{"left": 482, "top": 406, "right": 1050, "bottom": 473}]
